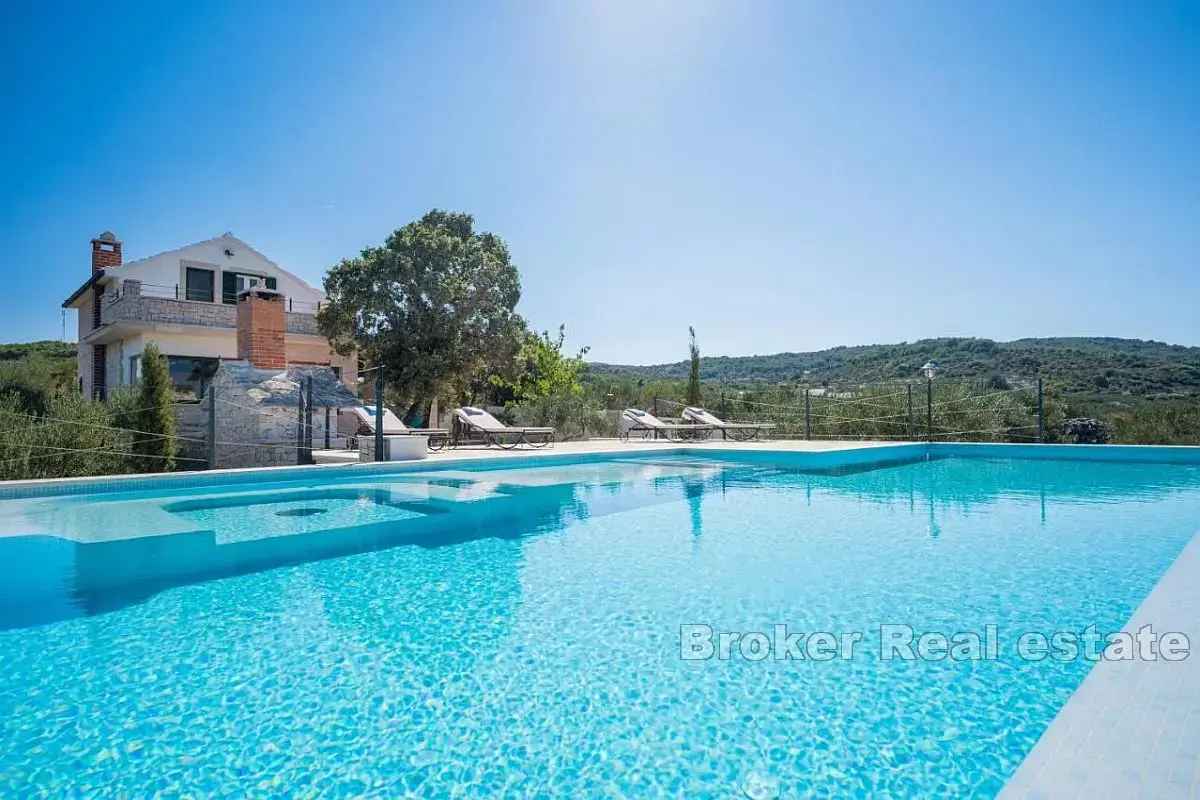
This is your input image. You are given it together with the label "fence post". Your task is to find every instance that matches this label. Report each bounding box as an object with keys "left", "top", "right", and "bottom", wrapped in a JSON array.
[
  {"left": 907, "top": 383, "right": 914, "bottom": 441},
  {"left": 804, "top": 389, "right": 811, "bottom": 441},
  {"left": 653, "top": 396, "right": 659, "bottom": 416},
  {"left": 304, "top": 376, "right": 314, "bottom": 464},
  {"left": 207, "top": 380, "right": 217, "bottom": 470},
  {"left": 926, "top": 378, "right": 933, "bottom": 442},
  {"left": 325, "top": 406, "right": 331, "bottom": 450},
  {"left": 174, "top": 284, "right": 179, "bottom": 300},
  {"left": 374, "top": 367, "right": 385, "bottom": 462},
  {"left": 1037, "top": 376, "right": 1044, "bottom": 443},
  {"left": 297, "top": 380, "right": 307, "bottom": 465}
]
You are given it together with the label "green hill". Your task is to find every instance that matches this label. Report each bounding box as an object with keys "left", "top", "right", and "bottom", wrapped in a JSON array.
[
  {"left": 0, "top": 340, "right": 79, "bottom": 412},
  {"left": 589, "top": 337, "right": 1200, "bottom": 398},
  {"left": 0, "top": 340, "right": 76, "bottom": 362}
]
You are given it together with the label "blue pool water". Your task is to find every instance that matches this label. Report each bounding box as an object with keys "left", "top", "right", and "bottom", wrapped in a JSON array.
[{"left": 2, "top": 452, "right": 1200, "bottom": 797}]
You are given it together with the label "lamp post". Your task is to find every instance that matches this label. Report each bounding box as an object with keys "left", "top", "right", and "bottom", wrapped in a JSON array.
[{"left": 921, "top": 362, "right": 938, "bottom": 441}]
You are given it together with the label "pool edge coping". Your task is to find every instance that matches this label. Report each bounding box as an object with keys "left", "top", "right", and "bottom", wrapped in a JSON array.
[{"left": 3, "top": 440, "right": 1200, "bottom": 501}]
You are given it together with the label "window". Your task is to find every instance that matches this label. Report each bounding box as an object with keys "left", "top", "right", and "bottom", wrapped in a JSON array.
[
  {"left": 166, "top": 356, "right": 220, "bottom": 401},
  {"left": 184, "top": 267, "right": 215, "bottom": 302},
  {"left": 128, "top": 355, "right": 141, "bottom": 384},
  {"left": 222, "top": 272, "right": 278, "bottom": 304}
]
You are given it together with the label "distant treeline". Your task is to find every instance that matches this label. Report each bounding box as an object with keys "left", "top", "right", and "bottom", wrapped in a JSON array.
[{"left": 590, "top": 336, "right": 1200, "bottom": 399}]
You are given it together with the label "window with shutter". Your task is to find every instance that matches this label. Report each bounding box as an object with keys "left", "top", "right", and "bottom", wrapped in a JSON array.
[
  {"left": 222, "top": 272, "right": 238, "bottom": 304},
  {"left": 185, "top": 267, "right": 215, "bottom": 302}
]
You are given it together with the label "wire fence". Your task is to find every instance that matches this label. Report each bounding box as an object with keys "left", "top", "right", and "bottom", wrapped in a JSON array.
[
  {"left": 0, "top": 372, "right": 1053, "bottom": 483},
  {"left": 0, "top": 377, "right": 359, "bottom": 480},
  {"left": 650, "top": 380, "right": 1045, "bottom": 443}
]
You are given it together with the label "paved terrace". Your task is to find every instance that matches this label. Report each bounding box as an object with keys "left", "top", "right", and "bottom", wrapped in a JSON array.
[{"left": 313, "top": 436, "right": 898, "bottom": 465}]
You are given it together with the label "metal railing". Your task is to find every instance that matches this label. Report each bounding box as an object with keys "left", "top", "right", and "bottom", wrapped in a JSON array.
[{"left": 109, "top": 281, "right": 322, "bottom": 313}]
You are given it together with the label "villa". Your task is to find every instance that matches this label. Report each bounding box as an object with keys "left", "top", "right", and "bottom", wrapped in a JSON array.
[{"left": 61, "top": 231, "right": 357, "bottom": 401}]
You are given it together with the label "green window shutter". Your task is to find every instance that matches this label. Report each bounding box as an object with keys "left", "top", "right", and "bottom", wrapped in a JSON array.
[
  {"left": 265, "top": 277, "right": 277, "bottom": 290},
  {"left": 222, "top": 272, "right": 238, "bottom": 304}
]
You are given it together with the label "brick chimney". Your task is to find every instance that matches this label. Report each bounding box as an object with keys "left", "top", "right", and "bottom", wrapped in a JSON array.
[
  {"left": 236, "top": 289, "right": 287, "bottom": 370},
  {"left": 89, "top": 232, "right": 121, "bottom": 401},
  {"left": 91, "top": 231, "right": 122, "bottom": 273}
]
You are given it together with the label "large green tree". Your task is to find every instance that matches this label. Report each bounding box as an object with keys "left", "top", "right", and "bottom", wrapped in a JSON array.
[
  {"left": 131, "top": 342, "right": 178, "bottom": 472},
  {"left": 318, "top": 210, "right": 525, "bottom": 411}
]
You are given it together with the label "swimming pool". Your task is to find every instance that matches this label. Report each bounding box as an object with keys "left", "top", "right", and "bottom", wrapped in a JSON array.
[{"left": 2, "top": 446, "right": 1199, "bottom": 797}]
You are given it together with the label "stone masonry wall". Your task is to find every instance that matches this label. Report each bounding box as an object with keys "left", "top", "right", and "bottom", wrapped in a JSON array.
[
  {"left": 175, "top": 402, "right": 209, "bottom": 468},
  {"left": 103, "top": 281, "right": 237, "bottom": 328},
  {"left": 101, "top": 280, "right": 322, "bottom": 336},
  {"left": 207, "top": 368, "right": 330, "bottom": 469}
]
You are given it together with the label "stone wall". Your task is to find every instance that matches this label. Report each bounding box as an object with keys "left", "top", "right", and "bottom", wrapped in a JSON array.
[
  {"left": 102, "top": 279, "right": 323, "bottom": 336},
  {"left": 175, "top": 402, "right": 209, "bottom": 468},
  {"left": 285, "top": 312, "right": 320, "bottom": 336},
  {"left": 207, "top": 368, "right": 331, "bottom": 469},
  {"left": 103, "top": 281, "right": 237, "bottom": 328}
]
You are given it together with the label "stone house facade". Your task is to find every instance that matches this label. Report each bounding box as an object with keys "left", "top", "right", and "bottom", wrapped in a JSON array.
[{"left": 61, "top": 231, "right": 356, "bottom": 402}]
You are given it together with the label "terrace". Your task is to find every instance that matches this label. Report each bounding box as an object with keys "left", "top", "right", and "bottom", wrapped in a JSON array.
[{"left": 80, "top": 279, "right": 322, "bottom": 345}]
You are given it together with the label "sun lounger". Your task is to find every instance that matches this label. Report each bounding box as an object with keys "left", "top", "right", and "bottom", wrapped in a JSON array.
[
  {"left": 620, "top": 409, "right": 713, "bottom": 442},
  {"left": 682, "top": 407, "right": 775, "bottom": 441},
  {"left": 452, "top": 406, "right": 555, "bottom": 449},
  {"left": 340, "top": 406, "right": 450, "bottom": 451}
]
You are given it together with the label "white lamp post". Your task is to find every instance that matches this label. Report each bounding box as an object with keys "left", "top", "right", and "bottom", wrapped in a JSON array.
[{"left": 921, "top": 362, "right": 939, "bottom": 441}]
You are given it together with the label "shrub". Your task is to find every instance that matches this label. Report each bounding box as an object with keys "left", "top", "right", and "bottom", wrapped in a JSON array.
[
  {"left": 1112, "top": 400, "right": 1200, "bottom": 445},
  {"left": 0, "top": 390, "right": 138, "bottom": 481}
]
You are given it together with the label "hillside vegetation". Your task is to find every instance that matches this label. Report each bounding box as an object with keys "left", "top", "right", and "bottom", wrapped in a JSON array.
[{"left": 590, "top": 336, "right": 1200, "bottom": 399}]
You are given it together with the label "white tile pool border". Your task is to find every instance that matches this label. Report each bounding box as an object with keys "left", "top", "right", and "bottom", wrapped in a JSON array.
[
  {"left": 6, "top": 440, "right": 1200, "bottom": 502},
  {"left": 0, "top": 440, "right": 917, "bottom": 501},
  {"left": 1000, "top": 526, "right": 1200, "bottom": 799}
]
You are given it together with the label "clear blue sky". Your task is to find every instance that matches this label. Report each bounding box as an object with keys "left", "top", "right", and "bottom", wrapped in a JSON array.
[{"left": 3, "top": 1, "right": 1197, "bottom": 364}]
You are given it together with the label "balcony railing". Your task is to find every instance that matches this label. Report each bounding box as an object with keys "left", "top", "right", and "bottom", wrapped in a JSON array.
[
  {"left": 99, "top": 280, "right": 323, "bottom": 336},
  {"left": 128, "top": 281, "right": 323, "bottom": 313}
]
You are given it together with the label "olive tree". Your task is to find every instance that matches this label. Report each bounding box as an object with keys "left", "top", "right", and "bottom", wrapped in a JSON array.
[{"left": 317, "top": 210, "right": 525, "bottom": 417}]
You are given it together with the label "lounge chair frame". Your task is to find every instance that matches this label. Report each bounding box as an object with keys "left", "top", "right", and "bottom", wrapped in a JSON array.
[
  {"left": 344, "top": 407, "right": 451, "bottom": 451},
  {"left": 620, "top": 410, "right": 713, "bottom": 443},
  {"left": 682, "top": 407, "right": 775, "bottom": 442},
  {"left": 452, "top": 408, "right": 555, "bottom": 450}
]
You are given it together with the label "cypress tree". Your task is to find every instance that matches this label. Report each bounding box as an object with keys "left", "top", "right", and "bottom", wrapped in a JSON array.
[
  {"left": 132, "top": 342, "right": 179, "bottom": 472},
  {"left": 686, "top": 327, "right": 702, "bottom": 406}
]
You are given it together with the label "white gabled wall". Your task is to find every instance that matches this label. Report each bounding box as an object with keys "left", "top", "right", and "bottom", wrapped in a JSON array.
[{"left": 109, "top": 236, "right": 323, "bottom": 305}]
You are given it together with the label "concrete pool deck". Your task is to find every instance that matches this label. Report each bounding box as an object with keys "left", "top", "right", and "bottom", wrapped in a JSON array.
[
  {"left": 311, "top": 437, "right": 901, "bottom": 465},
  {"left": 410, "top": 437, "right": 899, "bottom": 461}
]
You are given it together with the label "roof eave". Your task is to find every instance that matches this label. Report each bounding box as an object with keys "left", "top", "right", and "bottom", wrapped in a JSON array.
[{"left": 62, "top": 271, "right": 106, "bottom": 308}]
